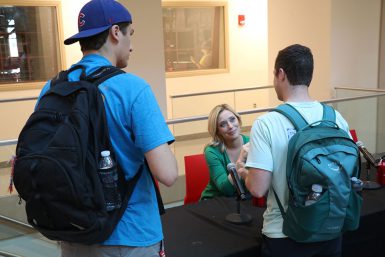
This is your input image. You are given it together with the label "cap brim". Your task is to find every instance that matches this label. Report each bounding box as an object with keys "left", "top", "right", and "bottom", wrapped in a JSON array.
[{"left": 64, "top": 25, "right": 111, "bottom": 45}]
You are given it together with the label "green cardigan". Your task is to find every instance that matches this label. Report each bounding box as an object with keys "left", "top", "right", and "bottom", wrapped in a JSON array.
[{"left": 200, "top": 134, "right": 249, "bottom": 200}]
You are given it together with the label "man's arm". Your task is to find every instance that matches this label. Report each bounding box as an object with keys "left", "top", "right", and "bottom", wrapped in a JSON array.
[
  {"left": 145, "top": 143, "right": 178, "bottom": 187},
  {"left": 245, "top": 167, "right": 272, "bottom": 198}
]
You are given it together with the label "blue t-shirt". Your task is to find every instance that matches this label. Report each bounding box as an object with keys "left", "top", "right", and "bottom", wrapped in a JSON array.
[{"left": 38, "top": 54, "right": 174, "bottom": 246}]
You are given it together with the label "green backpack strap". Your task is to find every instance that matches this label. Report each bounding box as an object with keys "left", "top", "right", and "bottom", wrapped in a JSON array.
[
  {"left": 272, "top": 104, "right": 307, "bottom": 220},
  {"left": 273, "top": 104, "right": 308, "bottom": 131},
  {"left": 272, "top": 188, "right": 287, "bottom": 219},
  {"left": 321, "top": 103, "right": 336, "bottom": 122},
  {"left": 274, "top": 103, "right": 336, "bottom": 130}
]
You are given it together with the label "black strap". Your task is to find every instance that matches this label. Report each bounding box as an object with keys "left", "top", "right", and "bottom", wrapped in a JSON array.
[
  {"left": 88, "top": 66, "right": 165, "bottom": 215},
  {"left": 51, "top": 65, "right": 87, "bottom": 86},
  {"left": 272, "top": 188, "right": 286, "bottom": 220},
  {"left": 145, "top": 159, "right": 165, "bottom": 215},
  {"left": 87, "top": 66, "right": 125, "bottom": 85},
  {"left": 51, "top": 65, "right": 124, "bottom": 87}
]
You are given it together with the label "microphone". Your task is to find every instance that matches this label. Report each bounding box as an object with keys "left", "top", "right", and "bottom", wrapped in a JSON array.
[
  {"left": 227, "top": 163, "right": 246, "bottom": 200},
  {"left": 356, "top": 141, "right": 378, "bottom": 167}
]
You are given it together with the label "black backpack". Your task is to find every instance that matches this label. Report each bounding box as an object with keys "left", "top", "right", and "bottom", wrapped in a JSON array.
[{"left": 13, "top": 65, "right": 144, "bottom": 244}]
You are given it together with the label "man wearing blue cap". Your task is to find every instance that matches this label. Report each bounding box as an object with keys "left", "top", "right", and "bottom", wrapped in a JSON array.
[{"left": 38, "top": 0, "right": 178, "bottom": 256}]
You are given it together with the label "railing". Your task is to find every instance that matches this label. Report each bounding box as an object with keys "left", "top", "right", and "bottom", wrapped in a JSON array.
[
  {"left": 1, "top": 90, "right": 385, "bottom": 144},
  {"left": 334, "top": 86, "right": 385, "bottom": 93},
  {"left": 0, "top": 139, "right": 18, "bottom": 147},
  {"left": 170, "top": 85, "right": 274, "bottom": 98},
  {"left": 168, "top": 91, "right": 385, "bottom": 124},
  {"left": 0, "top": 97, "right": 38, "bottom": 104}
]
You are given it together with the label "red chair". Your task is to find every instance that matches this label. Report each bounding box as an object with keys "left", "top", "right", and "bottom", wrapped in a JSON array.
[
  {"left": 350, "top": 129, "right": 358, "bottom": 142},
  {"left": 184, "top": 154, "right": 210, "bottom": 205}
]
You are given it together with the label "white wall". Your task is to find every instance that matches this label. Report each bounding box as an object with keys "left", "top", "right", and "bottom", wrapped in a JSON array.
[
  {"left": 331, "top": 0, "right": 382, "bottom": 153},
  {"left": 331, "top": 0, "right": 381, "bottom": 89},
  {"left": 60, "top": 0, "right": 89, "bottom": 67},
  {"left": 268, "top": 0, "right": 332, "bottom": 102},
  {"left": 378, "top": 1, "right": 385, "bottom": 152},
  {"left": 381, "top": 1, "right": 385, "bottom": 89},
  {"left": 120, "top": 0, "right": 168, "bottom": 115},
  {"left": 166, "top": 0, "right": 269, "bottom": 119}
]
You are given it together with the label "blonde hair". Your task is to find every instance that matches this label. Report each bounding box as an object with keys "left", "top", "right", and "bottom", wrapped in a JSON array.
[{"left": 205, "top": 104, "right": 242, "bottom": 152}]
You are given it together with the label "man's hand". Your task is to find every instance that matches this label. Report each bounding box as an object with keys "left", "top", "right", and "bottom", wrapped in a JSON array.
[{"left": 236, "top": 142, "right": 250, "bottom": 180}]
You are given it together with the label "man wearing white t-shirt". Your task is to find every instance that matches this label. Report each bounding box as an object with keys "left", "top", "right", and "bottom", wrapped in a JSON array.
[{"left": 244, "top": 44, "right": 350, "bottom": 257}]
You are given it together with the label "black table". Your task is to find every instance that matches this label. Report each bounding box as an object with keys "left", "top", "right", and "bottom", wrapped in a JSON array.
[{"left": 162, "top": 188, "right": 385, "bottom": 257}]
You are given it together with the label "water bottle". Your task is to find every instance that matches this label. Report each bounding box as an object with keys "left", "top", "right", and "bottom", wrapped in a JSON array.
[
  {"left": 305, "top": 184, "right": 322, "bottom": 206},
  {"left": 351, "top": 177, "right": 363, "bottom": 192},
  {"left": 98, "top": 150, "right": 121, "bottom": 211}
]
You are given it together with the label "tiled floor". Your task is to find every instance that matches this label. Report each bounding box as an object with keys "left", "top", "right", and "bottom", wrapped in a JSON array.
[
  {"left": 0, "top": 218, "right": 60, "bottom": 257},
  {"left": 0, "top": 233, "right": 60, "bottom": 257}
]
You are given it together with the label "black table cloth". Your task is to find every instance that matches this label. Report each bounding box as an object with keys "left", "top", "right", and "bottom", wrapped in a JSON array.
[{"left": 162, "top": 188, "right": 385, "bottom": 257}]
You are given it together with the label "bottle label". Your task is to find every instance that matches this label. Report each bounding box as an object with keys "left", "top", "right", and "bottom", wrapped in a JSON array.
[
  {"left": 98, "top": 164, "right": 121, "bottom": 211},
  {"left": 98, "top": 168, "right": 119, "bottom": 186}
]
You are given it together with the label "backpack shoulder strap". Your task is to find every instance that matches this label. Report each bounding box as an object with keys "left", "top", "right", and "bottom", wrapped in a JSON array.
[
  {"left": 85, "top": 66, "right": 165, "bottom": 214},
  {"left": 51, "top": 65, "right": 124, "bottom": 88},
  {"left": 273, "top": 104, "right": 308, "bottom": 130},
  {"left": 145, "top": 160, "right": 165, "bottom": 215},
  {"left": 86, "top": 66, "right": 125, "bottom": 85},
  {"left": 321, "top": 103, "right": 336, "bottom": 122},
  {"left": 272, "top": 187, "right": 286, "bottom": 220},
  {"left": 51, "top": 65, "right": 87, "bottom": 86}
]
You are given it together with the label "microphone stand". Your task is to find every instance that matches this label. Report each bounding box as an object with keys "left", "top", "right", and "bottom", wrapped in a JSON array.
[
  {"left": 363, "top": 160, "right": 381, "bottom": 190},
  {"left": 225, "top": 195, "right": 252, "bottom": 225}
]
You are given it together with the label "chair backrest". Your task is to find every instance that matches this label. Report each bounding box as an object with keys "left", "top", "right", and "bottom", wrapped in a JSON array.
[{"left": 184, "top": 154, "right": 210, "bottom": 204}]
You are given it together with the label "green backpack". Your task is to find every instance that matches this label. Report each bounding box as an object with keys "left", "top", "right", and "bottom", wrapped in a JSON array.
[{"left": 272, "top": 103, "right": 362, "bottom": 243}]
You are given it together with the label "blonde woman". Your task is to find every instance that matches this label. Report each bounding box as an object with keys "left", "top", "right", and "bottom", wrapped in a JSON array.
[{"left": 200, "top": 104, "right": 250, "bottom": 200}]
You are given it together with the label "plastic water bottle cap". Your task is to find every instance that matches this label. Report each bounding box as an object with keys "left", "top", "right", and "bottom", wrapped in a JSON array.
[
  {"left": 101, "top": 150, "right": 110, "bottom": 157},
  {"left": 311, "top": 184, "right": 322, "bottom": 193}
]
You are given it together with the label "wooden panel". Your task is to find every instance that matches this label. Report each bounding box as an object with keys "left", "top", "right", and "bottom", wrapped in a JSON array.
[
  {"left": 235, "top": 88, "right": 270, "bottom": 126},
  {"left": 171, "top": 92, "right": 234, "bottom": 136}
]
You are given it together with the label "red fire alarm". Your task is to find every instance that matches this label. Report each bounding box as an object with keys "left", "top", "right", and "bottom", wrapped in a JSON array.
[{"left": 238, "top": 15, "right": 245, "bottom": 26}]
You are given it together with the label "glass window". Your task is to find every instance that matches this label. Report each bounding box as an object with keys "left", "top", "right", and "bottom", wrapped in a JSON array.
[
  {"left": 162, "top": 2, "right": 227, "bottom": 76},
  {"left": 0, "top": 4, "right": 62, "bottom": 88}
]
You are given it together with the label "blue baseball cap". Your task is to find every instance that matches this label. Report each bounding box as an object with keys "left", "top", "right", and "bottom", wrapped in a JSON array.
[{"left": 64, "top": 0, "right": 132, "bottom": 45}]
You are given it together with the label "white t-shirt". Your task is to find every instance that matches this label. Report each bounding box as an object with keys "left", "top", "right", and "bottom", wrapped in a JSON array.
[{"left": 245, "top": 101, "right": 350, "bottom": 238}]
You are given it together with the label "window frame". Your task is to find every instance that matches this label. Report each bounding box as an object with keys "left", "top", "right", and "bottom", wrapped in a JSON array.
[
  {"left": 0, "top": 0, "right": 65, "bottom": 91},
  {"left": 162, "top": 1, "right": 229, "bottom": 78}
]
